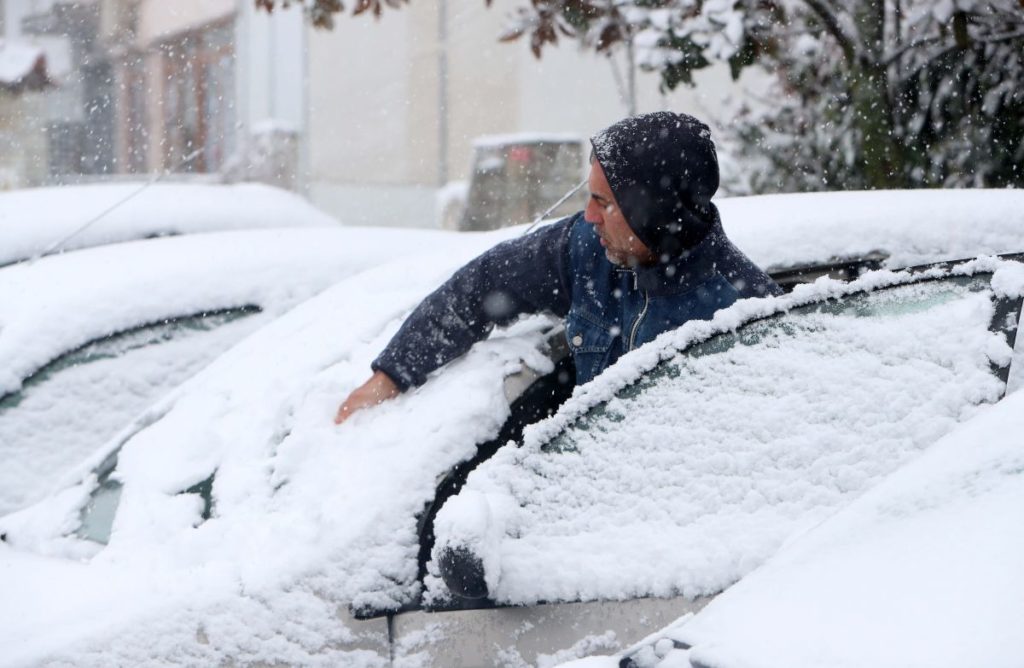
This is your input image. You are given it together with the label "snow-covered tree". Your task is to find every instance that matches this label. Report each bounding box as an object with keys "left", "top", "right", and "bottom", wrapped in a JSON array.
[{"left": 258, "top": 0, "right": 1024, "bottom": 192}]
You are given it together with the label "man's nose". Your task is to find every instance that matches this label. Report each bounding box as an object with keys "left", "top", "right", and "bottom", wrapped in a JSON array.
[{"left": 583, "top": 201, "right": 600, "bottom": 225}]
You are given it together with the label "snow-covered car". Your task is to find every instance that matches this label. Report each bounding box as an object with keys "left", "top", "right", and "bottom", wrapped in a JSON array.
[
  {"left": 1, "top": 190, "right": 1023, "bottom": 667},
  {"left": 0, "top": 182, "right": 339, "bottom": 268},
  {"left": 419, "top": 254, "right": 1024, "bottom": 667},
  {"left": 0, "top": 224, "right": 486, "bottom": 517}
]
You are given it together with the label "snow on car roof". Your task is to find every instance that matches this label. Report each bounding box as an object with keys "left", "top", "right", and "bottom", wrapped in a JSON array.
[
  {"left": 718, "top": 188, "right": 1024, "bottom": 270},
  {"left": 0, "top": 225, "right": 464, "bottom": 397},
  {"left": 521, "top": 189, "right": 1024, "bottom": 272},
  {"left": 653, "top": 386, "right": 1024, "bottom": 668},
  {"left": 0, "top": 182, "right": 340, "bottom": 267}
]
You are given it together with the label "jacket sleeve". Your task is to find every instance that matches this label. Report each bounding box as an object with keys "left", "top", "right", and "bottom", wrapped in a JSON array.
[{"left": 371, "top": 215, "right": 576, "bottom": 391}]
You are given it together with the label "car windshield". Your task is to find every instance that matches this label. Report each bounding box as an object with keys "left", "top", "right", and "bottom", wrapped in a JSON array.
[
  {"left": 426, "top": 272, "right": 1015, "bottom": 607},
  {"left": 0, "top": 308, "right": 262, "bottom": 516}
]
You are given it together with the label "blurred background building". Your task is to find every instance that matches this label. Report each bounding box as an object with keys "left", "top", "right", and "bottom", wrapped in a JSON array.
[{"left": 0, "top": 0, "right": 742, "bottom": 228}]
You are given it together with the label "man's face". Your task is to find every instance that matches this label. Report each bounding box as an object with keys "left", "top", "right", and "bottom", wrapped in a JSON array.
[{"left": 584, "top": 160, "right": 655, "bottom": 268}]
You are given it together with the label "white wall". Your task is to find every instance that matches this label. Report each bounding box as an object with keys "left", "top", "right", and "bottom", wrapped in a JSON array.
[
  {"left": 305, "top": 1, "right": 746, "bottom": 228},
  {"left": 136, "top": 0, "right": 235, "bottom": 43},
  {"left": 238, "top": 3, "right": 305, "bottom": 131},
  {"left": 236, "top": 2, "right": 307, "bottom": 187},
  {"left": 306, "top": 3, "right": 441, "bottom": 226},
  {"left": 3, "top": 0, "right": 41, "bottom": 41}
]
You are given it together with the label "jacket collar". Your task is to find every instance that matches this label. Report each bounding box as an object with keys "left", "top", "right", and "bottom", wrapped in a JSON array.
[{"left": 631, "top": 216, "right": 724, "bottom": 296}]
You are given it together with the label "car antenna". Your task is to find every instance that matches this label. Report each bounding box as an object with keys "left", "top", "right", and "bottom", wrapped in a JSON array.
[
  {"left": 522, "top": 177, "right": 587, "bottom": 236},
  {"left": 27, "top": 147, "right": 205, "bottom": 266}
]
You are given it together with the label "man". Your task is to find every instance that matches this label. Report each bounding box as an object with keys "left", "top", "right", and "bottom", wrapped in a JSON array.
[{"left": 335, "top": 111, "right": 780, "bottom": 424}]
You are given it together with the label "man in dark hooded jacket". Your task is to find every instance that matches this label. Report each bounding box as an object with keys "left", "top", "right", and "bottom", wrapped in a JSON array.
[{"left": 335, "top": 111, "right": 781, "bottom": 424}]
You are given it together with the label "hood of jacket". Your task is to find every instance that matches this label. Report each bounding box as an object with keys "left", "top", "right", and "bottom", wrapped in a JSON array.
[{"left": 590, "top": 111, "right": 720, "bottom": 259}]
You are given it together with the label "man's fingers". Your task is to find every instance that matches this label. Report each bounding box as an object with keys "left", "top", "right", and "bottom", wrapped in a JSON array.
[
  {"left": 334, "top": 372, "right": 401, "bottom": 426},
  {"left": 334, "top": 404, "right": 351, "bottom": 425},
  {"left": 333, "top": 392, "right": 377, "bottom": 425}
]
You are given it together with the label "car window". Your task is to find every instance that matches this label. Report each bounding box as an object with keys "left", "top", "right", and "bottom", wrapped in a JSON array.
[
  {"left": 555, "top": 275, "right": 1003, "bottom": 445},
  {"left": 427, "top": 272, "right": 1018, "bottom": 607},
  {"left": 0, "top": 308, "right": 262, "bottom": 517}
]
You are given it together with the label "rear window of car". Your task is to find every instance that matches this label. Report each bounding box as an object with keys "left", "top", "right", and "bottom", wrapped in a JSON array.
[{"left": 0, "top": 308, "right": 261, "bottom": 517}]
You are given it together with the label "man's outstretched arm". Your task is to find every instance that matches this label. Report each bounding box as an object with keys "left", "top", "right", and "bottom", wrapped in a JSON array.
[{"left": 334, "top": 215, "right": 576, "bottom": 424}]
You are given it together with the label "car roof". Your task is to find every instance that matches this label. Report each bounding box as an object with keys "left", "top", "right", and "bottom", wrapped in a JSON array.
[
  {"left": 0, "top": 182, "right": 339, "bottom": 267},
  {"left": 718, "top": 188, "right": 1024, "bottom": 271}
]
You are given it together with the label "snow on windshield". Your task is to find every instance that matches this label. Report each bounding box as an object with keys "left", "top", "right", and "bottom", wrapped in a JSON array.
[
  {"left": 426, "top": 266, "right": 1016, "bottom": 606},
  {"left": 0, "top": 227, "right": 546, "bottom": 666},
  {"left": 0, "top": 182, "right": 339, "bottom": 267}
]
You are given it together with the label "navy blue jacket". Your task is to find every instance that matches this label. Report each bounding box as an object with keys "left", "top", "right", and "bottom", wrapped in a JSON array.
[{"left": 373, "top": 211, "right": 781, "bottom": 390}]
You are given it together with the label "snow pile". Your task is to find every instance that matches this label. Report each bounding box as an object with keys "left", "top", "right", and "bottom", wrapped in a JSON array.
[
  {"left": 0, "top": 227, "right": 545, "bottom": 666},
  {"left": 0, "top": 226, "right": 470, "bottom": 517},
  {"left": 427, "top": 264, "right": 1016, "bottom": 606},
  {"left": 718, "top": 189, "right": 1024, "bottom": 270},
  {"left": 0, "top": 182, "right": 339, "bottom": 266}
]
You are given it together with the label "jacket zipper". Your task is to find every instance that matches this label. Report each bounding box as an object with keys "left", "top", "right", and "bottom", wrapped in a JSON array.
[{"left": 628, "top": 288, "right": 650, "bottom": 351}]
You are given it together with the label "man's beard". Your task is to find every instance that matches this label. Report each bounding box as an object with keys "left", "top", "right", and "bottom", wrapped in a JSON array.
[{"left": 605, "top": 248, "right": 644, "bottom": 268}]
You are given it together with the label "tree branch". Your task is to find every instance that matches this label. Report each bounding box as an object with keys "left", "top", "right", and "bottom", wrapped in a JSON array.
[
  {"left": 884, "top": 26, "right": 1024, "bottom": 69},
  {"left": 882, "top": 34, "right": 942, "bottom": 67},
  {"left": 800, "top": 0, "right": 857, "bottom": 62},
  {"left": 977, "top": 29, "right": 1024, "bottom": 43}
]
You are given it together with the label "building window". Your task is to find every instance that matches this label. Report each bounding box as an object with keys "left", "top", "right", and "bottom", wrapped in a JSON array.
[
  {"left": 46, "top": 121, "right": 85, "bottom": 177},
  {"left": 160, "top": 21, "right": 235, "bottom": 173},
  {"left": 122, "top": 53, "right": 148, "bottom": 172}
]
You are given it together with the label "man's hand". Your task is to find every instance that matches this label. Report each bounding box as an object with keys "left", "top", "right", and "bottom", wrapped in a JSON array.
[{"left": 334, "top": 370, "right": 401, "bottom": 425}]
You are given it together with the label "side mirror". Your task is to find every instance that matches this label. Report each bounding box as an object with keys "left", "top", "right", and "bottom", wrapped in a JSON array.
[{"left": 437, "top": 545, "right": 489, "bottom": 600}]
